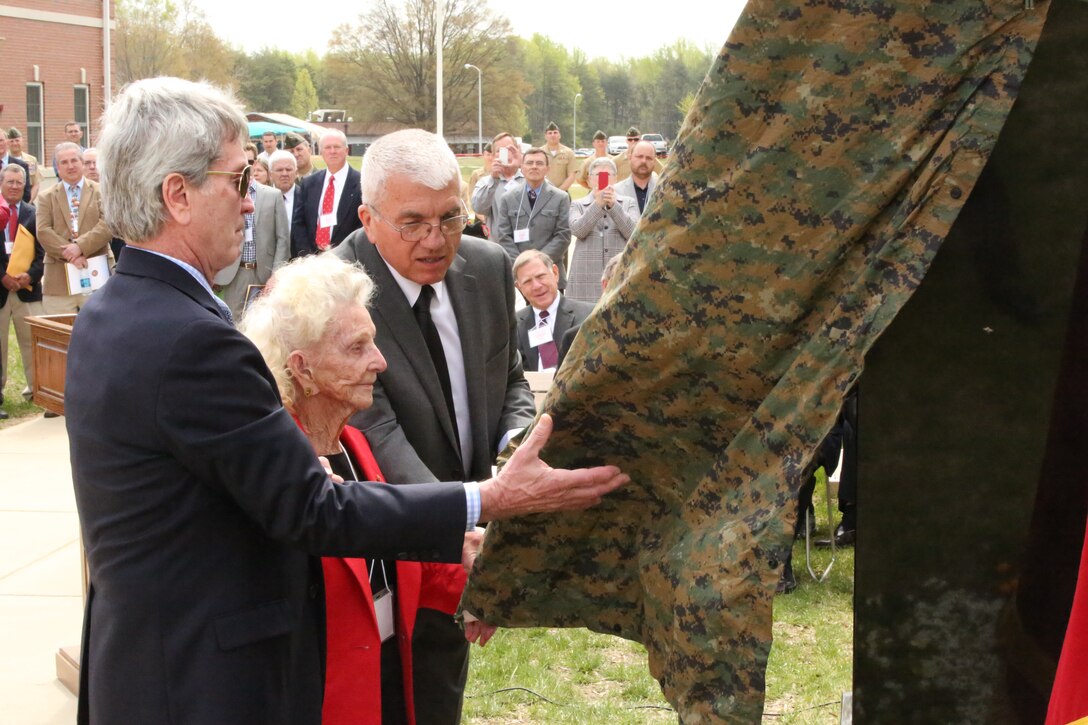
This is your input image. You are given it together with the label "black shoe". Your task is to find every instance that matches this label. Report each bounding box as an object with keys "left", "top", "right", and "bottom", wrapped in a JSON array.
[
  {"left": 776, "top": 558, "right": 797, "bottom": 594},
  {"left": 816, "top": 523, "right": 856, "bottom": 548},
  {"left": 43, "top": 411, "right": 59, "bottom": 419}
]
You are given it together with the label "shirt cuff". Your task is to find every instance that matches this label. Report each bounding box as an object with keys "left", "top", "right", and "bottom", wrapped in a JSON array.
[
  {"left": 464, "top": 480, "right": 481, "bottom": 531},
  {"left": 498, "top": 428, "right": 523, "bottom": 454}
]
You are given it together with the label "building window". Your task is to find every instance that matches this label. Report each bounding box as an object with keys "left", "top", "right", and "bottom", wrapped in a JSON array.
[
  {"left": 26, "top": 83, "right": 44, "bottom": 161},
  {"left": 74, "top": 85, "right": 90, "bottom": 145}
]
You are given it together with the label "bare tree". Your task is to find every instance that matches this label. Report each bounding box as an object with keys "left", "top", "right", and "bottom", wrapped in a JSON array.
[{"left": 327, "top": 0, "right": 528, "bottom": 133}]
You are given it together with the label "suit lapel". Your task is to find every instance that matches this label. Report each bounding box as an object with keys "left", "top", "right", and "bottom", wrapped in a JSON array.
[
  {"left": 362, "top": 243, "right": 461, "bottom": 454},
  {"left": 76, "top": 182, "right": 94, "bottom": 231},
  {"left": 445, "top": 252, "right": 487, "bottom": 471},
  {"left": 554, "top": 297, "right": 577, "bottom": 342},
  {"left": 518, "top": 311, "right": 539, "bottom": 370}
]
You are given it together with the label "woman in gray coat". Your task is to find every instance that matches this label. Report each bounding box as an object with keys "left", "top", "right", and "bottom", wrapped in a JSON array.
[{"left": 566, "top": 157, "right": 640, "bottom": 302}]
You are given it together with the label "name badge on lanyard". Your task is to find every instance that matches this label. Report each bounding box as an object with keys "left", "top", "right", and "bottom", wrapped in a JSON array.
[{"left": 370, "top": 560, "right": 395, "bottom": 642}]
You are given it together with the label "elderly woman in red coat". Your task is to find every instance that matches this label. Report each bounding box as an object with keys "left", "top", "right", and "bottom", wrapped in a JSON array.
[{"left": 242, "top": 253, "right": 470, "bottom": 724}]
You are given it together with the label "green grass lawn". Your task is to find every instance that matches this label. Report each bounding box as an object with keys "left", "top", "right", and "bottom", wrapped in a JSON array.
[
  {"left": 1, "top": 325, "right": 42, "bottom": 427},
  {"left": 464, "top": 472, "right": 853, "bottom": 723}
]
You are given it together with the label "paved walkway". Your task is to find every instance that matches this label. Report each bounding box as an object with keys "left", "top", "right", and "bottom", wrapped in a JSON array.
[{"left": 0, "top": 415, "right": 80, "bottom": 724}]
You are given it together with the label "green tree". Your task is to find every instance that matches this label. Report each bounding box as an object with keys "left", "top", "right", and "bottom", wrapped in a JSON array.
[
  {"left": 522, "top": 35, "right": 581, "bottom": 140},
  {"left": 290, "top": 69, "right": 320, "bottom": 119},
  {"left": 237, "top": 50, "right": 297, "bottom": 112}
]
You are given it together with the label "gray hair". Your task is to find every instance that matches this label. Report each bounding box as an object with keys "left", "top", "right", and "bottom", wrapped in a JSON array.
[
  {"left": 512, "top": 249, "right": 555, "bottom": 279},
  {"left": 97, "top": 76, "right": 248, "bottom": 243},
  {"left": 2, "top": 163, "right": 27, "bottom": 184},
  {"left": 360, "top": 129, "right": 460, "bottom": 209},
  {"left": 239, "top": 254, "right": 375, "bottom": 410},
  {"left": 268, "top": 149, "right": 296, "bottom": 168},
  {"left": 54, "top": 142, "right": 83, "bottom": 160},
  {"left": 588, "top": 156, "right": 618, "bottom": 175},
  {"left": 320, "top": 128, "right": 347, "bottom": 146}
]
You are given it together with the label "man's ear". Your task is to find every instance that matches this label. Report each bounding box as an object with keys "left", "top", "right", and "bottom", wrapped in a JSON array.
[
  {"left": 161, "top": 172, "right": 192, "bottom": 225},
  {"left": 359, "top": 204, "right": 378, "bottom": 245}
]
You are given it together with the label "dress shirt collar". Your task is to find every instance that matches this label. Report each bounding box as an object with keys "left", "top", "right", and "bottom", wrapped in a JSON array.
[
  {"left": 66, "top": 177, "right": 85, "bottom": 195},
  {"left": 535, "top": 294, "right": 561, "bottom": 328},
  {"left": 379, "top": 253, "right": 450, "bottom": 310},
  {"left": 325, "top": 163, "right": 349, "bottom": 189},
  {"left": 130, "top": 247, "right": 226, "bottom": 313}
]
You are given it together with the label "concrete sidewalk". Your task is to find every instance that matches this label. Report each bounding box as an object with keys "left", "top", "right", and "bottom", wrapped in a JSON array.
[{"left": 0, "top": 415, "right": 80, "bottom": 724}]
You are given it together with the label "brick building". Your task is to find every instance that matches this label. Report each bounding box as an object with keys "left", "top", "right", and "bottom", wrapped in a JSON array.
[{"left": 0, "top": 1, "right": 114, "bottom": 176}]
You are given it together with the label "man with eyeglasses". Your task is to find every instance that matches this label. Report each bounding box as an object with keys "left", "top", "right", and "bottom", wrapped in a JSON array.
[
  {"left": 335, "top": 128, "right": 536, "bottom": 725},
  {"left": 493, "top": 148, "right": 572, "bottom": 289},
  {"left": 65, "top": 78, "right": 626, "bottom": 725}
]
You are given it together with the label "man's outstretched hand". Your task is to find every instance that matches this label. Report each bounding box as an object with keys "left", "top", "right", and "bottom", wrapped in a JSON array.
[{"left": 478, "top": 414, "right": 628, "bottom": 521}]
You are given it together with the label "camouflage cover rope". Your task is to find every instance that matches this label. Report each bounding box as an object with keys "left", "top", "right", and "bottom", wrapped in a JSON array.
[{"left": 462, "top": 0, "right": 1050, "bottom": 720}]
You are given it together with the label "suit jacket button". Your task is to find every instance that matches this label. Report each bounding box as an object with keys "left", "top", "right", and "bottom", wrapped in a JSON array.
[{"left": 308, "top": 584, "right": 318, "bottom": 599}]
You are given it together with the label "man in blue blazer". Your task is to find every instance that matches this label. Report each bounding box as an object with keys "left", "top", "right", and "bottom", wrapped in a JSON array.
[
  {"left": 66, "top": 77, "right": 625, "bottom": 725},
  {"left": 290, "top": 129, "right": 361, "bottom": 257}
]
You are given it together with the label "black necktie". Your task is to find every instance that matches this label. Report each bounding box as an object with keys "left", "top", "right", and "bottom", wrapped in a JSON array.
[
  {"left": 527, "top": 187, "right": 537, "bottom": 209},
  {"left": 413, "top": 285, "right": 459, "bottom": 444}
]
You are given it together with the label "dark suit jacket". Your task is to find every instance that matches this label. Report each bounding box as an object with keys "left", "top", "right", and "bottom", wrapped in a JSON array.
[
  {"left": 290, "top": 167, "right": 362, "bottom": 258},
  {"left": 0, "top": 202, "right": 44, "bottom": 306},
  {"left": 3, "top": 156, "right": 31, "bottom": 202},
  {"left": 493, "top": 180, "right": 572, "bottom": 287},
  {"left": 66, "top": 248, "right": 468, "bottom": 725},
  {"left": 516, "top": 294, "right": 595, "bottom": 371},
  {"left": 334, "top": 230, "right": 536, "bottom": 484}
]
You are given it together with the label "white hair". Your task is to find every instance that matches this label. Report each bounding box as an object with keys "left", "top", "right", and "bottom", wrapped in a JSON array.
[
  {"left": 239, "top": 254, "right": 375, "bottom": 409},
  {"left": 97, "top": 76, "right": 248, "bottom": 243},
  {"left": 268, "top": 149, "right": 296, "bottom": 168},
  {"left": 1, "top": 163, "right": 27, "bottom": 184},
  {"left": 320, "top": 128, "right": 347, "bottom": 146},
  {"left": 588, "top": 156, "right": 618, "bottom": 175},
  {"left": 360, "top": 129, "right": 460, "bottom": 209}
]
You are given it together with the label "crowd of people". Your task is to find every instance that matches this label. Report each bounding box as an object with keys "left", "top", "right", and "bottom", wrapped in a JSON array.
[{"left": 0, "top": 77, "right": 853, "bottom": 722}]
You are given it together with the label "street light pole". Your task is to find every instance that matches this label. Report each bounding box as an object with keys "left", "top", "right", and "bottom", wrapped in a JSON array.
[
  {"left": 435, "top": 0, "right": 445, "bottom": 137},
  {"left": 465, "top": 63, "right": 483, "bottom": 155},
  {"left": 573, "top": 92, "right": 582, "bottom": 150}
]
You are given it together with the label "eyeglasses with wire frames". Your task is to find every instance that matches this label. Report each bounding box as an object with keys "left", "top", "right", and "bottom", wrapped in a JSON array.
[
  {"left": 369, "top": 205, "right": 468, "bottom": 243},
  {"left": 205, "top": 164, "right": 252, "bottom": 198}
]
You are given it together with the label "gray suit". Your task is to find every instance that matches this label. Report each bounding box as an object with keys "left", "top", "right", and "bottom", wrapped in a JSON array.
[
  {"left": 471, "top": 170, "right": 524, "bottom": 233},
  {"left": 493, "top": 180, "right": 572, "bottom": 288},
  {"left": 614, "top": 173, "right": 658, "bottom": 215},
  {"left": 333, "top": 230, "right": 535, "bottom": 722},
  {"left": 516, "top": 295, "right": 595, "bottom": 371},
  {"left": 214, "top": 184, "right": 290, "bottom": 318}
]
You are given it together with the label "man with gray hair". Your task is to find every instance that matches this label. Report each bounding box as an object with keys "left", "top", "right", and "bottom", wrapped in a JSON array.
[
  {"left": 513, "top": 250, "right": 594, "bottom": 372},
  {"left": 291, "top": 129, "right": 361, "bottom": 257},
  {"left": 335, "top": 128, "right": 537, "bottom": 724},
  {"left": 269, "top": 149, "right": 298, "bottom": 226},
  {"left": 0, "top": 133, "right": 31, "bottom": 204},
  {"left": 64, "top": 77, "right": 625, "bottom": 725},
  {"left": 36, "top": 142, "right": 113, "bottom": 313}
]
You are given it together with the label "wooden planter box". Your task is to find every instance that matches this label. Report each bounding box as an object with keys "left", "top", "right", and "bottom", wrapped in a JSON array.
[{"left": 26, "top": 313, "right": 76, "bottom": 416}]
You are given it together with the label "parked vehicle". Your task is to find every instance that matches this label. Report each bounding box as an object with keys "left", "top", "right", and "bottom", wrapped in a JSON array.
[
  {"left": 607, "top": 136, "right": 628, "bottom": 155},
  {"left": 575, "top": 147, "right": 592, "bottom": 157},
  {"left": 642, "top": 133, "right": 668, "bottom": 156}
]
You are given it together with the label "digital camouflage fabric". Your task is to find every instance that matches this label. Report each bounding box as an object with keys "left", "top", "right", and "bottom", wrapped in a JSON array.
[{"left": 462, "top": 0, "right": 1050, "bottom": 720}]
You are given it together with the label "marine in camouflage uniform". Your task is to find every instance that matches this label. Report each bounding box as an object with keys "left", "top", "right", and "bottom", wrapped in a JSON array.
[{"left": 462, "top": 0, "right": 1051, "bottom": 721}]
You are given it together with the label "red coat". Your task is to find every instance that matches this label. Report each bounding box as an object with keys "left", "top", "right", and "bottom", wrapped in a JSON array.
[{"left": 321, "top": 425, "right": 466, "bottom": 725}]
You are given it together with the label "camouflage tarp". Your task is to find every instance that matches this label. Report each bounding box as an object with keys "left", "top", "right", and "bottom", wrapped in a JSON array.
[{"left": 462, "top": 0, "right": 1050, "bottom": 720}]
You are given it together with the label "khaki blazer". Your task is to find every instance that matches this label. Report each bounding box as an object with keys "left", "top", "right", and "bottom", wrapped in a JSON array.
[{"left": 35, "top": 177, "right": 114, "bottom": 296}]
